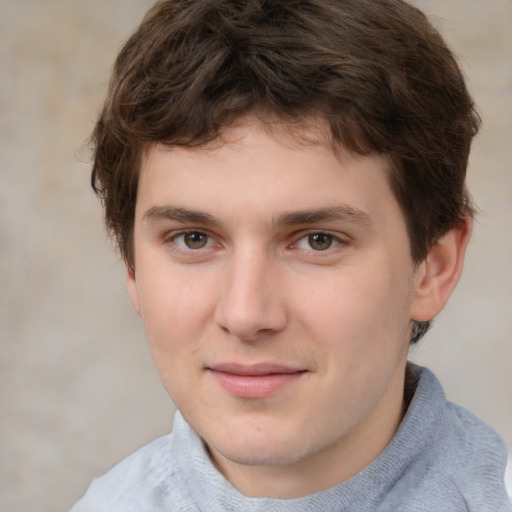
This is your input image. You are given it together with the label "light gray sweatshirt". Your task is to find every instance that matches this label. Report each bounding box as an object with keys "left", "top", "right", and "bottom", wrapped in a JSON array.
[{"left": 71, "top": 365, "right": 511, "bottom": 511}]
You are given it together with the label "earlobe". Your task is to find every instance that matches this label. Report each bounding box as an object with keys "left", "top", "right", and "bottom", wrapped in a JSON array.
[
  {"left": 410, "top": 217, "right": 472, "bottom": 322},
  {"left": 126, "top": 266, "right": 141, "bottom": 315}
]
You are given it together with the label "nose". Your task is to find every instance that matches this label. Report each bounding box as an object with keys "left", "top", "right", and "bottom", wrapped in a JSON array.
[{"left": 214, "top": 248, "right": 288, "bottom": 341}]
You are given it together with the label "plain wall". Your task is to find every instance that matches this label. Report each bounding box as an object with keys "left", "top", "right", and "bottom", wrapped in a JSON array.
[{"left": 0, "top": 1, "right": 510, "bottom": 511}]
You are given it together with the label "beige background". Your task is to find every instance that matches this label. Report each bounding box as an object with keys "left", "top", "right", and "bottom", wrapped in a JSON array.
[{"left": 0, "top": 1, "right": 510, "bottom": 511}]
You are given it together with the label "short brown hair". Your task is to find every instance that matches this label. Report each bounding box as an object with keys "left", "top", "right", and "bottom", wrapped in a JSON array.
[{"left": 91, "top": 0, "right": 480, "bottom": 342}]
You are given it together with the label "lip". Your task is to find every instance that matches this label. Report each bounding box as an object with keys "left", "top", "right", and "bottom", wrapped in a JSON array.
[{"left": 206, "top": 363, "right": 307, "bottom": 399}]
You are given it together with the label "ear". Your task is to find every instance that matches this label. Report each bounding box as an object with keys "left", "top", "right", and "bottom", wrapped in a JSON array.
[
  {"left": 409, "top": 217, "right": 472, "bottom": 322},
  {"left": 126, "top": 265, "right": 141, "bottom": 315}
]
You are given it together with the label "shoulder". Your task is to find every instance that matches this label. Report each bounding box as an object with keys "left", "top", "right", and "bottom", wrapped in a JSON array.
[
  {"left": 442, "top": 401, "right": 510, "bottom": 508},
  {"left": 403, "top": 365, "right": 511, "bottom": 510},
  {"left": 506, "top": 453, "right": 512, "bottom": 502},
  {"left": 70, "top": 433, "right": 183, "bottom": 512}
]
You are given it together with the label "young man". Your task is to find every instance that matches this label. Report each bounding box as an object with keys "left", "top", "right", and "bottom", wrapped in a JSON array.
[{"left": 72, "top": 0, "right": 511, "bottom": 510}]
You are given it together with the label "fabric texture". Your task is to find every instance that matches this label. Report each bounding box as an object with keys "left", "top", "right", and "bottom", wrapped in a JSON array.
[{"left": 71, "top": 365, "right": 511, "bottom": 511}]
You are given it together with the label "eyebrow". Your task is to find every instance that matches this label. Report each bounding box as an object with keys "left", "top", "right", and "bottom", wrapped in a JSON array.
[
  {"left": 143, "top": 204, "right": 373, "bottom": 229},
  {"left": 273, "top": 206, "right": 373, "bottom": 228},
  {"left": 143, "top": 206, "right": 222, "bottom": 227}
]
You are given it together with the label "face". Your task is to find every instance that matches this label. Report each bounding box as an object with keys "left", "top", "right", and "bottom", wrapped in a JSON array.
[{"left": 128, "top": 119, "right": 425, "bottom": 492}]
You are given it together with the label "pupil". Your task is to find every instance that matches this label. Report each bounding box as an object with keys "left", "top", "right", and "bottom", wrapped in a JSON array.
[
  {"left": 185, "top": 232, "right": 207, "bottom": 249},
  {"left": 309, "top": 233, "right": 332, "bottom": 251}
]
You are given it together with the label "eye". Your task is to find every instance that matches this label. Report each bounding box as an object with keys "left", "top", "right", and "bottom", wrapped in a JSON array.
[
  {"left": 173, "top": 231, "right": 212, "bottom": 250},
  {"left": 295, "top": 232, "right": 341, "bottom": 251}
]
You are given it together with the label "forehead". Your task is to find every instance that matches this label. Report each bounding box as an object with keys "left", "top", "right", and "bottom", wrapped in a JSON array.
[{"left": 136, "top": 117, "right": 398, "bottom": 225}]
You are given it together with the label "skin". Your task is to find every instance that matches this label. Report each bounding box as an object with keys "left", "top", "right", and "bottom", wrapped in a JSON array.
[{"left": 127, "top": 118, "right": 470, "bottom": 498}]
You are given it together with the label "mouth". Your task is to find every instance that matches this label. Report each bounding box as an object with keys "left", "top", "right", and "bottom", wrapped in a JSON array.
[{"left": 206, "top": 363, "right": 307, "bottom": 399}]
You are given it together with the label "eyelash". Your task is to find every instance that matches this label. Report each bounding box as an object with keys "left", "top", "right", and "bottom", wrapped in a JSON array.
[
  {"left": 163, "top": 229, "right": 348, "bottom": 258},
  {"left": 291, "top": 232, "right": 344, "bottom": 252},
  {"left": 166, "top": 230, "right": 217, "bottom": 252}
]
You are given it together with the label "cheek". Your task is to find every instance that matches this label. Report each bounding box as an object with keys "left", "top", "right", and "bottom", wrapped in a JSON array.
[
  {"left": 137, "top": 270, "right": 216, "bottom": 366},
  {"left": 297, "top": 264, "right": 412, "bottom": 353},
  {"left": 139, "top": 283, "right": 211, "bottom": 405},
  {"left": 139, "top": 260, "right": 215, "bottom": 325}
]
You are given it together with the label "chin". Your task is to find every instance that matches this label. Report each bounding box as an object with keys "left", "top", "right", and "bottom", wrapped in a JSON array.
[
  {"left": 215, "top": 444, "right": 304, "bottom": 468},
  {"left": 208, "top": 430, "right": 316, "bottom": 468}
]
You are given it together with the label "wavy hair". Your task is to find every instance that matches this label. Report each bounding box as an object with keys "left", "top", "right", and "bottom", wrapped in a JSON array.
[{"left": 91, "top": 0, "right": 480, "bottom": 343}]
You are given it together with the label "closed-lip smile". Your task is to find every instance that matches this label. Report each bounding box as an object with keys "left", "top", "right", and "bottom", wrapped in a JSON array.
[{"left": 206, "top": 363, "right": 307, "bottom": 399}]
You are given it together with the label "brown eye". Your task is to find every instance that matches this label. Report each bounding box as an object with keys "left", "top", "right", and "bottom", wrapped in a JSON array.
[
  {"left": 307, "top": 233, "right": 333, "bottom": 251},
  {"left": 182, "top": 232, "right": 209, "bottom": 249}
]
